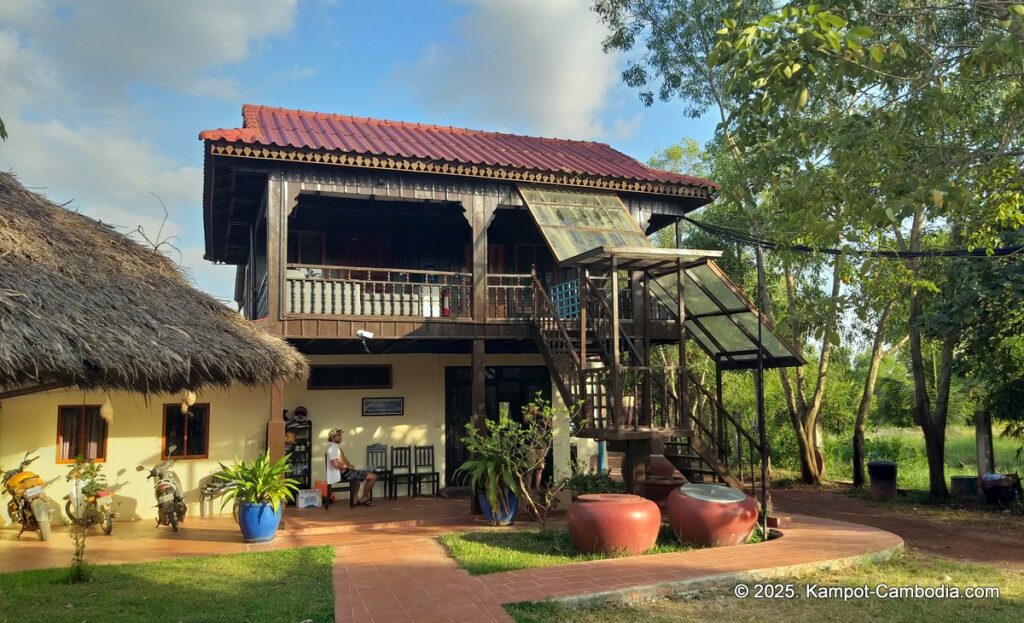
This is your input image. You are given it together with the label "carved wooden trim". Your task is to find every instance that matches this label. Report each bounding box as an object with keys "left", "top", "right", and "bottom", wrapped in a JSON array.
[{"left": 208, "top": 141, "right": 713, "bottom": 200}]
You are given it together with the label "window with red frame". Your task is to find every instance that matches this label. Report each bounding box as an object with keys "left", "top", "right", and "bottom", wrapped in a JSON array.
[
  {"left": 57, "top": 406, "right": 107, "bottom": 463},
  {"left": 162, "top": 404, "right": 210, "bottom": 459}
]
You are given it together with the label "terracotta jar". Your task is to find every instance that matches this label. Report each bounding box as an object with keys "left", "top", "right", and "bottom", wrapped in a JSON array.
[
  {"left": 667, "top": 484, "right": 758, "bottom": 547},
  {"left": 643, "top": 476, "right": 689, "bottom": 505},
  {"left": 566, "top": 494, "right": 661, "bottom": 555},
  {"left": 649, "top": 454, "right": 679, "bottom": 478}
]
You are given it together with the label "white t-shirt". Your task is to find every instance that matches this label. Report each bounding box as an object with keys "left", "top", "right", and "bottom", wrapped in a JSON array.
[{"left": 326, "top": 442, "right": 342, "bottom": 485}]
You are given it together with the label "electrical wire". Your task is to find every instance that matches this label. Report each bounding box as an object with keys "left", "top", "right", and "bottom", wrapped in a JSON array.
[{"left": 681, "top": 216, "right": 1024, "bottom": 259}]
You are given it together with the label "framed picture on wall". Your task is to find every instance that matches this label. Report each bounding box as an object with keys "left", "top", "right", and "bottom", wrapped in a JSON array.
[{"left": 361, "top": 397, "right": 404, "bottom": 417}]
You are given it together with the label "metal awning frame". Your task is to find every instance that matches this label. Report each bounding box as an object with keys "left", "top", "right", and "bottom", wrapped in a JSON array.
[{"left": 569, "top": 247, "right": 804, "bottom": 371}]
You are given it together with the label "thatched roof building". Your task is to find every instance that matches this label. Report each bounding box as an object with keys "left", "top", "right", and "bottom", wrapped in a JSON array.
[{"left": 0, "top": 172, "right": 307, "bottom": 395}]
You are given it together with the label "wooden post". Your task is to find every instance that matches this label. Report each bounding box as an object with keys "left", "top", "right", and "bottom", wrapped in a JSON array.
[
  {"left": 975, "top": 409, "right": 995, "bottom": 476},
  {"left": 641, "top": 269, "right": 652, "bottom": 428},
  {"left": 465, "top": 195, "right": 498, "bottom": 323},
  {"left": 267, "top": 379, "right": 286, "bottom": 461},
  {"left": 677, "top": 258, "right": 689, "bottom": 429},
  {"left": 471, "top": 339, "right": 486, "bottom": 432},
  {"left": 578, "top": 267, "right": 588, "bottom": 420},
  {"left": 716, "top": 362, "right": 725, "bottom": 461},
  {"left": 265, "top": 172, "right": 287, "bottom": 334},
  {"left": 609, "top": 255, "right": 622, "bottom": 429}
]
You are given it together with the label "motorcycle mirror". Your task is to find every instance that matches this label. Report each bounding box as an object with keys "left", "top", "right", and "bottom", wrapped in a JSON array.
[
  {"left": 167, "top": 444, "right": 178, "bottom": 455},
  {"left": 25, "top": 447, "right": 37, "bottom": 456},
  {"left": 135, "top": 465, "right": 146, "bottom": 472}
]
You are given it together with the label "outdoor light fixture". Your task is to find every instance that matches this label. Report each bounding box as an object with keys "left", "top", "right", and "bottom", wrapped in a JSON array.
[{"left": 356, "top": 330, "right": 374, "bottom": 339}]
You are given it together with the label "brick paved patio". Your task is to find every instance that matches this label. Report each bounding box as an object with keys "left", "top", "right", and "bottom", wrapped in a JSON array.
[{"left": 0, "top": 500, "right": 903, "bottom": 623}]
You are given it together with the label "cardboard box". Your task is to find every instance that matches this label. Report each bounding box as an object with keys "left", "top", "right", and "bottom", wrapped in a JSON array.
[{"left": 296, "top": 489, "right": 322, "bottom": 509}]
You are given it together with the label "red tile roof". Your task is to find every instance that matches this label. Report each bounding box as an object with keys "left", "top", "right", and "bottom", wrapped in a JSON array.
[{"left": 199, "top": 105, "right": 716, "bottom": 191}]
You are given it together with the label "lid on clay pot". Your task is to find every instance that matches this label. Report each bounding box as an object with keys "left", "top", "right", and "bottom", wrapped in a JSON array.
[
  {"left": 575, "top": 493, "right": 643, "bottom": 503},
  {"left": 679, "top": 483, "right": 747, "bottom": 504}
]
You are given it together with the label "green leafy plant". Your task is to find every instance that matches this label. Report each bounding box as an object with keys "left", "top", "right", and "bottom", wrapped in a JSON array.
[
  {"left": 565, "top": 468, "right": 625, "bottom": 495},
  {"left": 456, "top": 413, "right": 523, "bottom": 523},
  {"left": 65, "top": 456, "right": 108, "bottom": 583},
  {"left": 214, "top": 451, "right": 299, "bottom": 512}
]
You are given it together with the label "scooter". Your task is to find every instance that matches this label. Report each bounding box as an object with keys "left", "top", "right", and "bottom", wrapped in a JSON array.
[
  {"left": 137, "top": 444, "right": 187, "bottom": 532},
  {"left": 2, "top": 449, "right": 55, "bottom": 541},
  {"left": 64, "top": 460, "right": 117, "bottom": 535}
]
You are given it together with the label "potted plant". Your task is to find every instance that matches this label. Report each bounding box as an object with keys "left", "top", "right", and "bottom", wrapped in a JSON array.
[
  {"left": 215, "top": 451, "right": 299, "bottom": 543},
  {"left": 456, "top": 413, "right": 524, "bottom": 525}
]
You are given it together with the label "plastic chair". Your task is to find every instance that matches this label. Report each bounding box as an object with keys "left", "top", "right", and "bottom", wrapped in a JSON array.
[{"left": 413, "top": 445, "right": 440, "bottom": 497}]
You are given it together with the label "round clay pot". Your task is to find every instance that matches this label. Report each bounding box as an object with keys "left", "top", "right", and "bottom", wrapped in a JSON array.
[
  {"left": 667, "top": 484, "right": 758, "bottom": 547},
  {"left": 649, "top": 455, "right": 678, "bottom": 478},
  {"left": 643, "top": 476, "right": 689, "bottom": 505},
  {"left": 566, "top": 494, "right": 661, "bottom": 555}
]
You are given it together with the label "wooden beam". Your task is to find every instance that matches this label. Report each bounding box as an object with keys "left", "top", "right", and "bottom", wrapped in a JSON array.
[
  {"left": 266, "top": 171, "right": 287, "bottom": 333},
  {"left": 267, "top": 379, "right": 285, "bottom": 462},
  {"left": 610, "top": 255, "right": 622, "bottom": 429},
  {"left": 471, "top": 339, "right": 486, "bottom": 432},
  {"left": 677, "top": 257, "right": 689, "bottom": 429}
]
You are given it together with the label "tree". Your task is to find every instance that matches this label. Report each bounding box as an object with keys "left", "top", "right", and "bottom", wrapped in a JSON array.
[
  {"left": 711, "top": 2, "right": 1024, "bottom": 496},
  {"left": 598, "top": 0, "right": 850, "bottom": 484}
]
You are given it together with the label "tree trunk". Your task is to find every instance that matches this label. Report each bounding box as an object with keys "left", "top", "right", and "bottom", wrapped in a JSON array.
[
  {"left": 853, "top": 302, "right": 898, "bottom": 488},
  {"left": 754, "top": 245, "right": 817, "bottom": 483}
]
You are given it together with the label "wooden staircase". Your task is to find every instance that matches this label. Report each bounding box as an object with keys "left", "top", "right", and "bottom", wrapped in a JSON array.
[{"left": 530, "top": 272, "right": 765, "bottom": 496}]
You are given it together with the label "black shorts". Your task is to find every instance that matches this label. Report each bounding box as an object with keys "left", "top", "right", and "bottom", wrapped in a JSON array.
[{"left": 340, "top": 468, "right": 369, "bottom": 482}]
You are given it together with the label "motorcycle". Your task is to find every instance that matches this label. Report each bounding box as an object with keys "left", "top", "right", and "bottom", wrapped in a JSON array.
[
  {"left": 64, "top": 460, "right": 117, "bottom": 535},
  {"left": 2, "top": 449, "right": 55, "bottom": 541},
  {"left": 137, "top": 444, "right": 187, "bottom": 532},
  {"left": 199, "top": 470, "right": 240, "bottom": 524}
]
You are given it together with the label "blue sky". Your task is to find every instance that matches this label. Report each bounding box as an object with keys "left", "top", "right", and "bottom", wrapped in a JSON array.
[{"left": 0, "top": 0, "right": 715, "bottom": 301}]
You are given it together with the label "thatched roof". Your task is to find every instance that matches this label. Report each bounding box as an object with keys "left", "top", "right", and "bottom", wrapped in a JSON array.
[{"left": 0, "top": 172, "right": 308, "bottom": 395}]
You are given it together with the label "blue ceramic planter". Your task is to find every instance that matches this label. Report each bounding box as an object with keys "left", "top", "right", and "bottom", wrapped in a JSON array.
[
  {"left": 238, "top": 502, "right": 282, "bottom": 543},
  {"left": 479, "top": 492, "right": 518, "bottom": 525}
]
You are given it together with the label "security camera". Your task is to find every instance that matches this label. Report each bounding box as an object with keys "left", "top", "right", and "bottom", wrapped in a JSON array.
[{"left": 356, "top": 329, "right": 374, "bottom": 339}]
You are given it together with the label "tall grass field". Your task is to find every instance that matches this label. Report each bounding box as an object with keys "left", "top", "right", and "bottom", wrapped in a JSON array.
[{"left": 821, "top": 426, "right": 1023, "bottom": 490}]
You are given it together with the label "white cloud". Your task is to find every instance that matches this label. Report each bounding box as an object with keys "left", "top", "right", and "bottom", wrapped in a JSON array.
[
  {"left": 0, "top": 1, "right": 299, "bottom": 300},
  {"left": 402, "top": 0, "right": 627, "bottom": 140}
]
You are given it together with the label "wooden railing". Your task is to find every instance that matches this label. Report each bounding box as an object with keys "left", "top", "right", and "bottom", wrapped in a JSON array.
[
  {"left": 284, "top": 264, "right": 472, "bottom": 318},
  {"left": 487, "top": 274, "right": 533, "bottom": 320}
]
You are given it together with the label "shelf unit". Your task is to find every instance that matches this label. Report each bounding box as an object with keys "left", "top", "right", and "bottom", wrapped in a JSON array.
[{"left": 284, "top": 420, "right": 312, "bottom": 490}]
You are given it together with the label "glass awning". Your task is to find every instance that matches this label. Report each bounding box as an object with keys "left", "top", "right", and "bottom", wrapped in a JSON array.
[
  {"left": 517, "top": 184, "right": 803, "bottom": 370},
  {"left": 518, "top": 185, "right": 650, "bottom": 263},
  {"left": 651, "top": 260, "right": 804, "bottom": 370}
]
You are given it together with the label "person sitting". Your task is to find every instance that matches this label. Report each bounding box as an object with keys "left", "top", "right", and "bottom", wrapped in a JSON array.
[{"left": 325, "top": 428, "right": 377, "bottom": 507}]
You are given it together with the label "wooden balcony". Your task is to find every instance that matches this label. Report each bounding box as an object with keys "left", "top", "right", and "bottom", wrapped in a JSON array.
[{"left": 270, "top": 264, "right": 535, "bottom": 340}]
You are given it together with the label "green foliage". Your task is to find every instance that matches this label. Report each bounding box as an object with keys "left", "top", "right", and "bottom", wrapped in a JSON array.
[
  {"left": 564, "top": 468, "right": 625, "bottom": 495},
  {"left": 214, "top": 451, "right": 299, "bottom": 512},
  {"left": 456, "top": 408, "right": 535, "bottom": 519},
  {"left": 440, "top": 526, "right": 689, "bottom": 576}
]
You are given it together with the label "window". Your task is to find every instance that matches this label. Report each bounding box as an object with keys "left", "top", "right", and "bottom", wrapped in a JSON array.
[
  {"left": 57, "top": 406, "right": 107, "bottom": 463},
  {"left": 162, "top": 403, "right": 210, "bottom": 459},
  {"left": 308, "top": 365, "right": 392, "bottom": 390}
]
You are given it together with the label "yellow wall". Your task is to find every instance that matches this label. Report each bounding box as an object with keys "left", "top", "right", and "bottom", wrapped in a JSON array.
[
  {"left": 288, "top": 353, "right": 577, "bottom": 489},
  {"left": 0, "top": 385, "right": 269, "bottom": 525},
  {"left": 1, "top": 352, "right": 589, "bottom": 524}
]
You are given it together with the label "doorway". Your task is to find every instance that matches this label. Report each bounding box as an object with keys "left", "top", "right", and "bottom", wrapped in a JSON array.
[{"left": 444, "top": 366, "right": 552, "bottom": 487}]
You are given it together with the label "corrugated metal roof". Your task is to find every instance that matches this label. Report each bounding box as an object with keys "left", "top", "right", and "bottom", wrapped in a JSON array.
[{"left": 199, "top": 105, "right": 716, "bottom": 191}]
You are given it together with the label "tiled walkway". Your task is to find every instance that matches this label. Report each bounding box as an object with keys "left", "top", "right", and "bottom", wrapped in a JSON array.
[
  {"left": 0, "top": 500, "right": 902, "bottom": 623},
  {"left": 328, "top": 514, "right": 903, "bottom": 623}
]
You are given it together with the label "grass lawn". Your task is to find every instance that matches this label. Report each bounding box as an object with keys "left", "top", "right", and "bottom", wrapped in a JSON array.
[
  {"left": 0, "top": 547, "right": 335, "bottom": 623},
  {"left": 440, "top": 526, "right": 694, "bottom": 575},
  {"left": 506, "top": 550, "right": 1024, "bottom": 623}
]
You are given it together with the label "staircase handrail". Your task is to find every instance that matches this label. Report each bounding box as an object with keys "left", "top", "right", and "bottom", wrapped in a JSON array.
[{"left": 531, "top": 275, "right": 581, "bottom": 369}]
